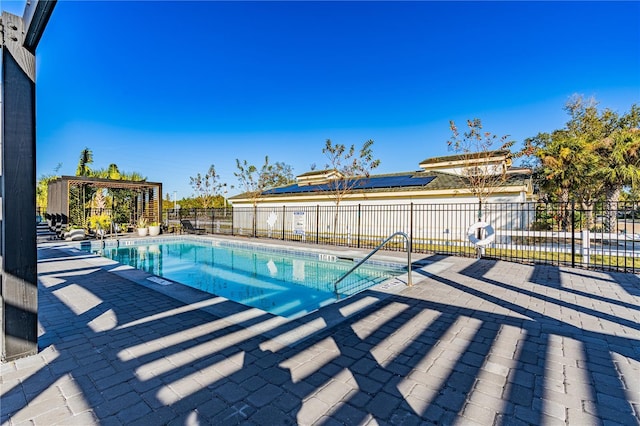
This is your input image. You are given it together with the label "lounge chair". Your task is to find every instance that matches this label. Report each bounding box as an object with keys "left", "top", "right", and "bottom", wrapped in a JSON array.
[
  {"left": 181, "top": 219, "right": 205, "bottom": 234},
  {"left": 64, "top": 228, "right": 86, "bottom": 241}
]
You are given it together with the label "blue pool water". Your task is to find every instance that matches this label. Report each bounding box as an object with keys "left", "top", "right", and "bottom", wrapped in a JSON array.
[{"left": 92, "top": 239, "right": 403, "bottom": 318}]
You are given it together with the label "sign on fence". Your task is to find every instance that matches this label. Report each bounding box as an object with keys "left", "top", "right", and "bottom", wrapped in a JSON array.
[{"left": 293, "top": 211, "right": 306, "bottom": 236}]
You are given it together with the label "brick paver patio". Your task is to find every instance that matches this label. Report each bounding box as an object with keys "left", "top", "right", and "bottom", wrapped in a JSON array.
[{"left": 1, "top": 237, "right": 639, "bottom": 425}]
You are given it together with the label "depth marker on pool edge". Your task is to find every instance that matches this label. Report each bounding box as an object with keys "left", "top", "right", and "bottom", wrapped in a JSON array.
[{"left": 147, "top": 276, "right": 172, "bottom": 286}]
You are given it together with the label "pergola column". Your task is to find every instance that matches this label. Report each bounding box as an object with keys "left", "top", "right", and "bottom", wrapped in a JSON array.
[{"left": 1, "top": 1, "right": 56, "bottom": 362}]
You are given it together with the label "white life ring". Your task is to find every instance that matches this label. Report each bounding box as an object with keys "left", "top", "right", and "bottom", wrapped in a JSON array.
[{"left": 467, "top": 221, "right": 496, "bottom": 247}]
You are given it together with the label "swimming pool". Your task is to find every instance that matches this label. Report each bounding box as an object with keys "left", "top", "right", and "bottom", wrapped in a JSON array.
[{"left": 90, "top": 238, "right": 404, "bottom": 319}]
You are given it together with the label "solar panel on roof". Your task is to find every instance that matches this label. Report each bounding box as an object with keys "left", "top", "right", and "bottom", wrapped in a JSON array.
[
  {"left": 263, "top": 174, "right": 435, "bottom": 195},
  {"left": 355, "top": 175, "right": 435, "bottom": 189}
]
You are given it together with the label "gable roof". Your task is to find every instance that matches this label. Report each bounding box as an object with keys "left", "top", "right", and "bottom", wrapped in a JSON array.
[
  {"left": 418, "top": 150, "right": 511, "bottom": 167},
  {"left": 296, "top": 169, "right": 343, "bottom": 186},
  {"left": 296, "top": 169, "right": 336, "bottom": 178}
]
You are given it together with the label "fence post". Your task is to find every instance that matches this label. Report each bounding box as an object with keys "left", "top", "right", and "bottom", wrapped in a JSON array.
[
  {"left": 316, "top": 205, "right": 319, "bottom": 245},
  {"left": 571, "top": 201, "right": 576, "bottom": 268},
  {"left": 582, "top": 229, "right": 590, "bottom": 266},
  {"left": 282, "top": 205, "right": 286, "bottom": 240},
  {"left": 357, "top": 204, "right": 361, "bottom": 248},
  {"left": 410, "top": 203, "right": 414, "bottom": 253}
]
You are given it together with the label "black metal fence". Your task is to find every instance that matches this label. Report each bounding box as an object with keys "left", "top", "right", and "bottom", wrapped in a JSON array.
[{"left": 163, "top": 201, "right": 640, "bottom": 273}]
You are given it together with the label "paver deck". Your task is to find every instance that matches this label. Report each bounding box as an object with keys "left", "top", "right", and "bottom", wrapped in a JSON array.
[{"left": 1, "top": 235, "right": 639, "bottom": 425}]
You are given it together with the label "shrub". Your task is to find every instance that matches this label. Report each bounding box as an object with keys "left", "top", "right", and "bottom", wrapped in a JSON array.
[{"left": 88, "top": 214, "right": 111, "bottom": 231}]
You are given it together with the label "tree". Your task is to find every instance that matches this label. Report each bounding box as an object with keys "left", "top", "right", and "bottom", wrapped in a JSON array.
[
  {"left": 90, "top": 188, "right": 108, "bottom": 217},
  {"left": 235, "top": 156, "right": 294, "bottom": 234},
  {"left": 590, "top": 104, "right": 640, "bottom": 231},
  {"left": 177, "top": 197, "right": 205, "bottom": 210},
  {"left": 92, "top": 163, "right": 121, "bottom": 180},
  {"left": 120, "top": 171, "right": 146, "bottom": 181},
  {"left": 322, "top": 138, "right": 380, "bottom": 237},
  {"left": 75, "top": 147, "right": 93, "bottom": 176},
  {"left": 36, "top": 163, "right": 62, "bottom": 214},
  {"left": 530, "top": 129, "right": 599, "bottom": 230},
  {"left": 323, "top": 139, "right": 380, "bottom": 205},
  {"left": 528, "top": 96, "right": 640, "bottom": 231},
  {"left": 235, "top": 156, "right": 294, "bottom": 206},
  {"left": 74, "top": 147, "right": 96, "bottom": 227},
  {"left": 69, "top": 148, "right": 148, "bottom": 227},
  {"left": 189, "top": 165, "right": 230, "bottom": 208},
  {"left": 595, "top": 127, "right": 640, "bottom": 229},
  {"left": 92, "top": 164, "right": 146, "bottom": 182},
  {"left": 447, "top": 119, "right": 515, "bottom": 221}
]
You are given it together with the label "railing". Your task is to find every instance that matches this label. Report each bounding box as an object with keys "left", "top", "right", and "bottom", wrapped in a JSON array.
[
  {"left": 333, "top": 231, "right": 412, "bottom": 298},
  {"left": 163, "top": 207, "right": 233, "bottom": 235},
  {"left": 161, "top": 201, "right": 640, "bottom": 274}
]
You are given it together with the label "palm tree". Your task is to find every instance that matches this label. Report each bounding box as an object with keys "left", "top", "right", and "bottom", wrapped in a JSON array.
[
  {"left": 75, "top": 147, "right": 93, "bottom": 176},
  {"left": 92, "top": 163, "right": 124, "bottom": 180},
  {"left": 74, "top": 147, "right": 95, "bottom": 227},
  {"left": 594, "top": 128, "right": 640, "bottom": 231},
  {"left": 73, "top": 149, "right": 148, "bottom": 228},
  {"left": 120, "top": 171, "right": 146, "bottom": 181},
  {"left": 530, "top": 98, "right": 640, "bottom": 231},
  {"left": 537, "top": 131, "right": 597, "bottom": 230},
  {"left": 106, "top": 163, "right": 121, "bottom": 180}
]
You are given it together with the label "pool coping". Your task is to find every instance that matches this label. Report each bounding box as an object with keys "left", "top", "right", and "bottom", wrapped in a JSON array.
[
  {"left": 38, "top": 234, "right": 433, "bottom": 350},
  {"left": 51, "top": 233, "right": 413, "bottom": 268}
]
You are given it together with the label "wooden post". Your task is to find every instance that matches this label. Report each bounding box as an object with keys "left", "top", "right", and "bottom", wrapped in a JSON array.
[{"left": 1, "top": 1, "right": 56, "bottom": 362}]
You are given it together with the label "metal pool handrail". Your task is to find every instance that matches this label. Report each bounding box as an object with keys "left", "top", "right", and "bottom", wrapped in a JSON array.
[{"left": 334, "top": 231, "right": 412, "bottom": 298}]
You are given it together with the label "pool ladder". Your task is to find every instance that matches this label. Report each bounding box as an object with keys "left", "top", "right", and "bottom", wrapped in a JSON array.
[{"left": 334, "top": 231, "right": 412, "bottom": 298}]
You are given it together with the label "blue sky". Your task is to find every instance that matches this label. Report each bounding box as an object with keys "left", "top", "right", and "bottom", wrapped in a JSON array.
[{"left": 3, "top": 1, "right": 639, "bottom": 200}]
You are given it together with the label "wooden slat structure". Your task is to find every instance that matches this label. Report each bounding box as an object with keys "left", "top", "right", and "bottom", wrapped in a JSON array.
[
  {"left": 47, "top": 176, "right": 163, "bottom": 233},
  {"left": 1, "top": 0, "right": 56, "bottom": 361}
]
